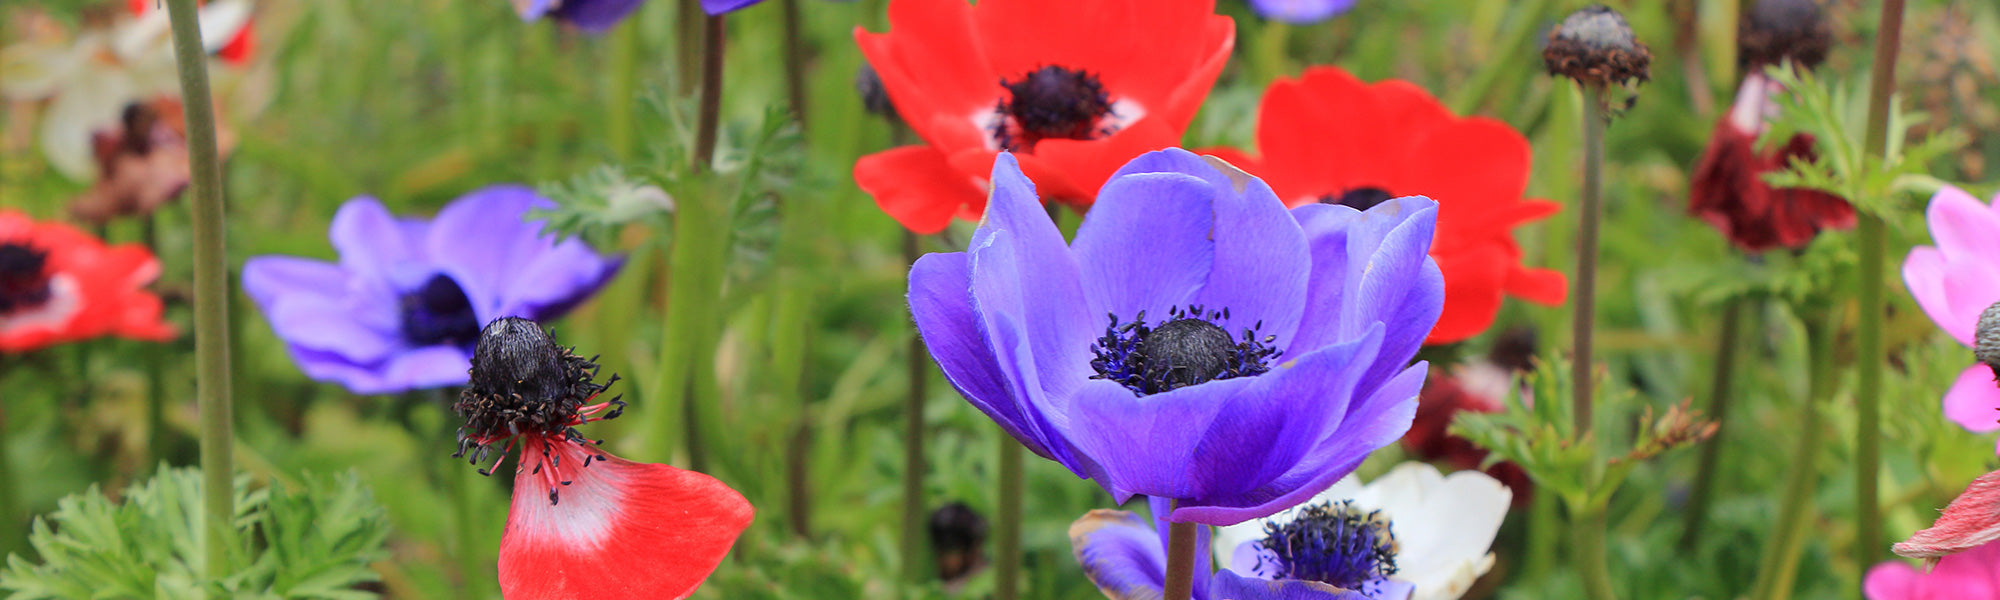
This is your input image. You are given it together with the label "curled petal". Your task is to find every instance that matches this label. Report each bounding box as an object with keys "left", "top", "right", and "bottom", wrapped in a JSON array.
[{"left": 1894, "top": 470, "right": 2000, "bottom": 560}]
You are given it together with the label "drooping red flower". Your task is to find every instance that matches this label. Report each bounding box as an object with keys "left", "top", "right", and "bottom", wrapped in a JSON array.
[
  {"left": 852, "top": 0, "right": 1233, "bottom": 233},
  {"left": 1893, "top": 469, "right": 2000, "bottom": 561},
  {"left": 0, "top": 211, "right": 174, "bottom": 352},
  {"left": 455, "top": 317, "right": 752, "bottom": 600},
  {"left": 1687, "top": 71, "right": 1854, "bottom": 252},
  {"left": 1202, "top": 67, "right": 1567, "bottom": 344}
]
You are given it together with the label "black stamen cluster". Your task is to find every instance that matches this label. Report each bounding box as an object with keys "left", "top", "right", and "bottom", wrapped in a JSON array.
[
  {"left": 400, "top": 274, "right": 482, "bottom": 348},
  {"left": 855, "top": 62, "right": 898, "bottom": 121},
  {"left": 1318, "top": 187, "right": 1396, "bottom": 211},
  {"left": 0, "top": 242, "right": 52, "bottom": 315},
  {"left": 1543, "top": 5, "right": 1652, "bottom": 87},
  {"left": 1089, "top": 305, "right": 1280, "bottom": 396},
  {"left": 1258, "top": 500, "right": 1399, "bottom": 594},
  {"left": 1977, "top": 302, "right": 2000, "bottom": 383},
  {"left": 992, "top": 65, "right": 1113, "bottom": 152},
  {"left": 453, "top": 317, "right": 625, "bottom": 478}
]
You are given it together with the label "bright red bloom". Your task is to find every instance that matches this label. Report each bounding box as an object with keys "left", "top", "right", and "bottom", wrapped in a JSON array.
[
  {"left": 853, "top": 0, "right": 1233, "bottom": 233},
  {"left": 128, "top": 0, "right": 255, "bottom": 65},
  {"left": 456, "top": 318, "right": 752, "bottom": 600},
  {"left": 1202, "top": 67, "right": 1568, "bottom": 345},
  {"left": 1687, "top": 71, "right": 1853, "bottom": 252},
  {"left": 0, "top": 211, "right": 174, "bottom": 352},
  {"left": 1893, "top": 469, "right": 2000, "bottom": 561}
]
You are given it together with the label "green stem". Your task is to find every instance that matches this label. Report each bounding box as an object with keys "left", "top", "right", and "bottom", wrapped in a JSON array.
[
  {"left": 162, "top": 0, "right": 235, "bottom": 591},
  {"left": 606, "top": 15, "right": 641, "bottom": 161},
  {"left": 1571, "top": 84, "right": 1606, "bottom": 436},
  {"left": 1573, "top": 507, "right": 1616, "bottom": 600},
  {"left": 1678, "top": 296, "right": 1744, "bottom": 551},
  {"left": 1163, "top": 518, "right": 1199, "bottom": 600},
  {"left": 0, "top": 381, "right": 18, "bottom": 559},
  {"left": 693, "top": 14, "right": 725, "bottom": 172},
  {"left": 1854, "top": 0, "right": 1904, "bottom": 579},
  {"left": 660, "top": 13, "right": 729, "bottom": 473},
  {"left": 1749, "top": 315, "right": 1834, "bottom": 600},
  {"left": 429, "top": 392, "right": 479, "bottom": 600},
  {"left": 143, "top": 215, "right": 168, "bottom": 468},
  {"left": 996, "top": 436, "right": 1023, "bottom": 600},
  {"left": 1521, "top": 483, "right": 1558, "bottom": 582},
  {"left": 901, "top": 230, "right": 929, "bottom": 583},
  {"left": 676, "top": 0, "right": 701, "bottom": 93},
  {"left": 780, "top": 0, "right": 808, "bottom": 126}
]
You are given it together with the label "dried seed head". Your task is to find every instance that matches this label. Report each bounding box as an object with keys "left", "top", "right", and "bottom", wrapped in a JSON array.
[
  {"left": 1544, "top": 5, "right": 1652, "bottom": 87},
  {"left": 1740, "top": 0, "right": 1831, "bottom": 70}
]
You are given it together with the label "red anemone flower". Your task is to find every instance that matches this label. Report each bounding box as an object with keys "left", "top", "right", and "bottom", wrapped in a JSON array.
[
  {"left": 1686, "top": 71, "right": 1853, "bottom": 252},
  {"left": 1202, "top": 67, "right": 1568, "bottom": 344},
  {"left": 455, "top": 317, "right": 752, "bottom": 600},
  {"left": 0, "top": 210, "right": 173, "bottom": 352},
  {"left": 128, "top": 0, "right": 255, "bottom": 64},
  {"left": 853, "top": 0, "right": 1233, "bottom": 233}
]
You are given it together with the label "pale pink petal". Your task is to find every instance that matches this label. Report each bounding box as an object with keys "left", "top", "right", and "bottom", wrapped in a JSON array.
[
  {"left": 1895, "top": 470, "right": 2000, "bottom": 560},
  {"left": 1946, "top": 365, "right": 2000, "bottom": 433},
  {"left": 1863, "top": 561, "right": 1925, "bottom": 600},
  {"left": 1931, "top": 186, "right": 2000, "bottom": 259},
  {"left": 1905, "top": 247, "right": 1975, "bottom": 347}
]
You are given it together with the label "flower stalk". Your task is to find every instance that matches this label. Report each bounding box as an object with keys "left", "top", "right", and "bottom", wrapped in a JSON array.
[
  {"left": 658, "top": 13, "right": 729, "bottom": 471},
  {"left": 781, "top": 0, "right": 808, "bottom": 125},
  {"left": 163, "top": 0, "right": 237, "bottom": 590},
  {"left": 606, "top": 17, "right": 642, "bottom": 160},
  {"left": 1853, "top": 0, "right": 1906, "bottom": 574},
  {"left": 1573, "top": 507, "right": 1615, "bottom": 600},
  {"left": 1572, "top": 83, "right": 1606, "bottom": 436},
  {"left": 901, "top": 230, "right": 929, "bottom": 583},
  {"left": 1162, "top": 518, "right": 1198, "bottom": 600},
  {"left": 997, "top": 436, "right": 1023, "bottom": 600},
  {"left": 1749, "top": 313, "right": 1834, "bottom": 600},
  {"left": 1679, "top": 296, "right": 1745, "bottom": 551}
]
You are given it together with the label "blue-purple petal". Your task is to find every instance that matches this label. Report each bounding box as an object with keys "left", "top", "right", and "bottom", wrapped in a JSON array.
[
  {"left": 701, "top": 0, "right": 765, "bottom": 14},
  {"left": 552, "top": 0, "right": 647, "bottom": 32},
  {"left": 1189, "top": 171, "right": 1310, "bottom": 354},
  {"left": 329, "top": 197, "right": 430, "bottom": 291},
  {"left": 497, "top": 243, "right": 622, "bottom": 323},
  {"left": 1248, "top": 0, "right": 1358, "bottom": 25},
  {"left": 425, "top": 185, "right": 550, "bottom": 320},
  {"left": 1071, "top": 171, "right": 1215, "bottom": 322},
  {"left": 910, "top": 253, "right": 1064, "bottom": 461},
  {"left": 380, "top": 345, "right": 474, "bottom": 391},
  {"left": 1065, "top": 376, "right": 1261, "bottom": 504},
  {"left": 1070, "top": 510, "right": 1169, "bottom": 600},
  {"left": 968, "top": 153, "right": 1096, "bottom": 412},
  {"left": 1289, "top": 197, "right": 1443, "bottom": 388}
]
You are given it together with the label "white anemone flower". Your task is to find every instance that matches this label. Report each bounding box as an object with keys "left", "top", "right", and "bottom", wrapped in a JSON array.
[
  {"left": 0, "top": 1, "right": 251, "bottom": 181},
  {"left": 1213, "top": 462, "right": 1512, "bottom": 600}
]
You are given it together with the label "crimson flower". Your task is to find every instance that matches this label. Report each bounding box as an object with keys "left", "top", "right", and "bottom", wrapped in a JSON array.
[
  {"left": 853, "top": 0, "right": 1233, "bottom": 233},
  {"left": 454, "top": 317, "right": 752, "bottom": 599},
  {"left": 0, "top": 210, "right": 173, "bottom": 352},
  {"left": 1686, "top": 71, "right": 1853, "bottom": 252},
  {"left": 1202, "top": 67, "right": 1567, "bottom": 344}
]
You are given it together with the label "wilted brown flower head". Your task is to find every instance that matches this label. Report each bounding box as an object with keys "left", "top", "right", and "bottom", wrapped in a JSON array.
[
  {"left": 1544, "top": 5, "right": 1651, "bottom": 87},
  {"left": 1739, "top": 0, "right": 1831, "bottom": 71}
]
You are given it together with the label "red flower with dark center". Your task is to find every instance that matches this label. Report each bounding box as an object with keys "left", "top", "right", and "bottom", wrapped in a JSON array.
[
  {"left": 852, "top": 0, "right": 1233, "bottom": 234},
  {"left": 0, "top": 211, "right": 173, "bottom": 352},
  {"left": 1201, "top": 67, "right": 1568, "bottom": 344},
  {"left": 454, "top": 317, "right": 752, "bottom": 600},
  {"left": 1687, "top": 72, "right": 1854, "bottom": 252}
]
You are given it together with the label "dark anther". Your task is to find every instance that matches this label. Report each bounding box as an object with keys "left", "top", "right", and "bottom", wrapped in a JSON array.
[
  {"left": 0, "top": 242, "right": 52, "bottom": 315},
  {"left": 1140, "top": 319, "right": 1238, "bottom": 391},
  {"left": 1090, "top": 305, "right": 1281, "bottom": 396},
  {"left": 1977, "top": 302, "right": 2000, "bottom": 382},
  {"left": 1256, "top": 500, "right": 1398, "bottom": 593},
  {"left": 930, "top": 502, "right": 990, "bottom": 584},
  {"left": 992, "top": 65, "right": 1113, "bottom": 152},
  {"left": 1543, "top": 5, "right": 1652, "bottom": 87},
  {"left": 549, "top": 490, "right": 559, "bottom": 505},
  {"left": 1739, "top": 0, "right": 1829, "bottom": 71},
  {"left": 1319, "top": 187, "right": 1396, "bottom": 211},
  {"left": 855, "top": 61, "right": 897, "bottom": 121},
  {"left": 400, "top": 274, "right": 481, "bottom": 348}
]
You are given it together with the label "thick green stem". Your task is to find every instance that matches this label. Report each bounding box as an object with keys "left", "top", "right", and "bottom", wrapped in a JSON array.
[
  {"left": 1853, "top": 0, "right": 1904, "bottom": 579},
  {"left": 659, "top": 13, "right": 729, "bottom": 473},
  {"left": 1679, "top": 297, "right": 1744, "bottom": 551},
  {"left": 1573, "top": 508, "right": 1616, "bottom": 600},
  {"left": 1521, "top": 483, "right": 1558, "bottom": 582},
  {"left": 901, "top": 230, "right": 929, "bottom": 583},
  {"left": 163, "top": 0, "right": 235, "bottom": 590},
  {"left": 1750, "top": 316, "right": 1834, "bottom": 600},
  {"left": 1572, "top": 85, "right": 1606, "bottom": 436},
  {"left": 1163, "top": 518, "right": 1199, "bottom": 600},
  {"left": 780, "top": 0, "right": 808, "bottom": 126},
  {"left": 996, "top": 437, "right": 1023, "bottom": 600},
  {"left": 606, "top": 16, "right": 641, "bottom": 160}
]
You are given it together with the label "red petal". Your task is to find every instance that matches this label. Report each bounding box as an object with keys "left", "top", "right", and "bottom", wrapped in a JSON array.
[
  {"left": 970, "top": 0, "right": 1230, "bottom": 130},
  {"left": 1428, "top": 249, "right": 1509, "bottom": 345},
  {"left": 1895, "top": 470, "right": 2000, "bottom": 560},
  {"left": 499, "top": 440, "right": 753, "bottom": 600},
  {"left": 854, "top": 0, "right": 996, "bottom": 152},
  {"left": 0, "top": 211, "right": 173, "bottom": 352},
  {"left": 855, "top": 145, "right": 985, "bottom": 234},
  {"left": 1016, "top": 115, "right": 1183, "bottom": 207}
]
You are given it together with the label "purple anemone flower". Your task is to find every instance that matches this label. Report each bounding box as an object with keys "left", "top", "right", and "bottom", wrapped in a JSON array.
[
  {"left": 1070, "top": 497, "right": 1416, "bottom": 600},
  {"left": 1249, "top": 0, "right": 1358, "bottom": 25},
  {"left": 701, "top": 0, "right": 769, "bottom": 14},
  {"left": 908, "top": 149, "right": 1443, "bottom": 526},
  {"left": 512, "top": 0, "right": 648, "bottom": 33},
  {"left": 243, "top": 185, "right": 621, "bottom": 395}
]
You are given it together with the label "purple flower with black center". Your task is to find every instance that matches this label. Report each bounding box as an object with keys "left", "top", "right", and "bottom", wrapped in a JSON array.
[
  {"left": 243, "top": 185, "right": 621, "bottom": 395},
  {"left": 510, "top": 0, "right": 769, "bottom": 30},
  {"left": 1069, "top": 497, "right": 1416, "bottom": 599},
  {"left": 908, "top": 148, "right": 1443, "bottom": 526},
  {"left": 1249, "top": 0, "right": 1358, "bottom": 25}
]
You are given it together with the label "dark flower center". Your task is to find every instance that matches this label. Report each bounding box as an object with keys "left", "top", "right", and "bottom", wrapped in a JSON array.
[
  {"left": 1257, "top": 500, "right": 1399, "bottom": 592},
  {"left": 0, "top": 242, "right": 53, "bottom": 316},
  {"left": 1089, "top": 306, "right": 1280, "bottom": 396},
  {"left": 1318, "top": 187, "right": 1396, "bottom": 211},
  {"left": 1978, "top": 301, "right": 2000, "bottom": 382},
  {"left": 400, "top": 274, "right": 481, "bottom": 348},
  {"left": 454, "top": 317, "right": 625, "bottom": 505},
  {"left": 992, "top": 65, "right": 1113, "bottom": 153},
  {"left": 929, "top": 502, "right": 990, "bottom": 582}
]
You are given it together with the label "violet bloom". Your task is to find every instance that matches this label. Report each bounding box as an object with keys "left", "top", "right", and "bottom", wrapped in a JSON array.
[
  {"left": 1903, "top": 186, "right": 2000, "bottom": 450},
  {"left": 1249, "top": 0, "right": 1357, "bottom": 24},
  {"left": 1070, "top": 497, "right": 1415, "bottom": 599},
  {"left": 243, "top": 185, "right": 620, "bottom": 395},
  {"left": 908, "top": 149, "right": 1443, "bottom": 526},
  {"left": 512, "top": 0, "right": 647, "bottom": 33}
]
